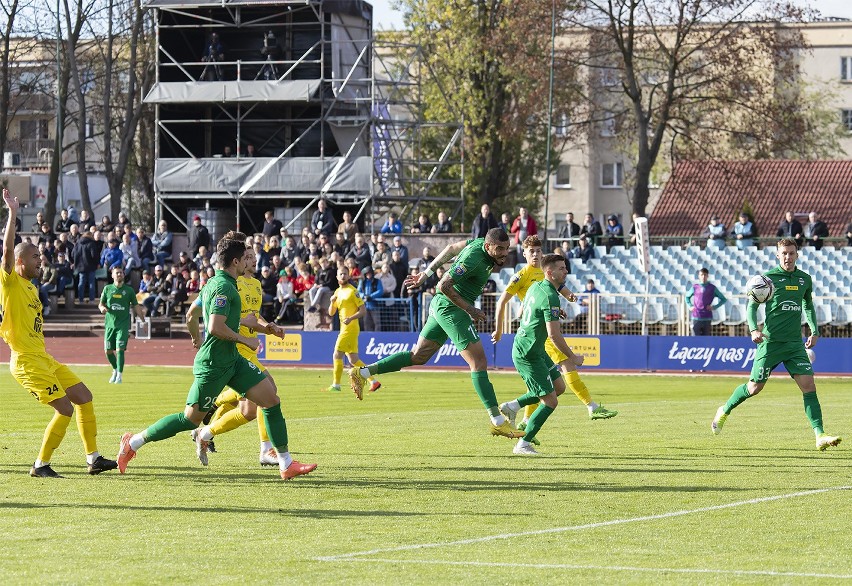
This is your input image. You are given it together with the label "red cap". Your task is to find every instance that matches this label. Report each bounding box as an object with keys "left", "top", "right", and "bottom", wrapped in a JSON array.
[{"left": 193, "top": 215, "right": 201, "bottom": 221}]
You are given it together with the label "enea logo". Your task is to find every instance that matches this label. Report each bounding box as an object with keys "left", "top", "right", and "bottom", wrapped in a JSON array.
[
  {"left": 564, "top": 337, "right": 600, "bottom": 366},
  {"left": 779, "top": 301, "right": 800, "bottom": 312},
  {"left": 264, "top": 334, "right": 302, "bottom": 361}
]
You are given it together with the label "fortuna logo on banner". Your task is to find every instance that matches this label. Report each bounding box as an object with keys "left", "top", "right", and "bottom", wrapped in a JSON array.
[{"left": 667, "top": 341, "right": 756, "bottom": 368}]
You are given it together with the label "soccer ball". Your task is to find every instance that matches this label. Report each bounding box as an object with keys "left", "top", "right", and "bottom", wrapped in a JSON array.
[{"left": 746, "top": 275, "right": 774, "bottom": 304}]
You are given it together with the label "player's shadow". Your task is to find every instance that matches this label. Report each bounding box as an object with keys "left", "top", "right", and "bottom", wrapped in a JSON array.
[
  {"left": 0, "top": 501, "right": 426, "bottom": 519},
  {"left": 302, "top": 477, "right": 741, "bottom": 493}
]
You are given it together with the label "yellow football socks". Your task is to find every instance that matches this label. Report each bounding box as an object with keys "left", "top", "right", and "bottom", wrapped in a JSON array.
[
  {"left": 333, "top": 358, "right": 344, "bottom": 385},
  {"left": 209, "top": 408, "right": 251, "bottom": 435},
  {"left": 210, "top": 389, "right": 240, "bottom": 423},
  {"left": 523, "top": 404, "right": 537, "bottom": 420},
  {"left": 38, "top": 412, "right": 72, "bottom": 463},
  {"left": 75, "top": 401, "right": 98, "bottom": 454},
  {"left": 566, "top": 370, "right": 592, "bottom": 405},
  {"left": 257, "top": 407, "right": 269, "bottom": 442}
]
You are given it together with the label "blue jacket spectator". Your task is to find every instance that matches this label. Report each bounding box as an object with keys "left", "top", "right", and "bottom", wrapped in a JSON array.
[
  {"left": 379, "top": 212, "right": 403, "bottom": 234},
  {"left": 100, "top": 239, "right": 124, "bottom": 270},
  {"left": 357, "top": 270, "right": 384, "bottom": 309},
  {"left": 357, "top": 267, "right": 384, "bottom": 331},
  {"left": 569, "top": 236, "right": 595, "bottom": 263},
  {"left": 604, "top": 214, "right": 624, "bottom": 250},
  {"left": 391, "top": 236, "right": 409, "bottom": 265}
]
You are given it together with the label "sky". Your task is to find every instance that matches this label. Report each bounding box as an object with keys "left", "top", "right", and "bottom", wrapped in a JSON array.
[{"left": 370, "top": 0, "right": 852, "bottom": 30}]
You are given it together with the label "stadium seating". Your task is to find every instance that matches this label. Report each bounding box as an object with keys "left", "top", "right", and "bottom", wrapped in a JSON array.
[{"left": 498, "top": 244, "right": 852, "bottom": 332}]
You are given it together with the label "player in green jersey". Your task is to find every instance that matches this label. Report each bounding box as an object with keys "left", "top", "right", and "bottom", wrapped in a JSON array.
[
  {"left": 349, "top": 228, "right": 523, "bottom": 439},
  {"left": 99, "top": 267, "right": 141, "bottom": 384},
  {"left": 498, "top": 254, "right": 578, "bottom": 455},
  {"left": 712, "top": 238, "right": 841, "bottom": 450},
  {"left": 117, "top": 233, "right": 316, "bottom": 480}
]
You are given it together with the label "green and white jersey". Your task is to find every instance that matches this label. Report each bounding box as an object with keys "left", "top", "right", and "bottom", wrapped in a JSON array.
[
  {"left": 749, "top": 265, "right": 815, "bottom": 343},
  {"left": 194, "top": 270, "right": 241, "bottom": 371},
  {"left": 438, "top": 238, "right": 495, "bottom": 306},
  {"left": 513, "top": 279, "right": 561, "bottom": 357},
  {"left": 100, "top": 283, "right": 136, "bottom": 331}
]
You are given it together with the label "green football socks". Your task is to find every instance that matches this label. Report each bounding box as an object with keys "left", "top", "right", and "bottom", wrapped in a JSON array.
[
  {"left": 106, "top": 352, "right": 117, "bottom": 369},
  {"left": 802, "top": 391, "right": 824, "bottom": 434},
  {"left": 116, "top": 350, "right": 125, "bottom": 373},
  {"left": 144, "top": 413, "right": 197, "bottom": 442},
  {"left": 516, "top": 391, "right": 541, "bottom": 408},
  {"left": 523, "top": 404, "right": 555, "bottom": 442},
  {"left": 262, "top": 404, "right": 289, "bottom": 453},
  {"left": 372, "top": 351, "right": 412, "bottom": 375},
  {"left": 724, "top": 383, "right": 752, "bottom": 414},
  {"left": 471, "top": 370, "right": 498, "bottom": 412}
]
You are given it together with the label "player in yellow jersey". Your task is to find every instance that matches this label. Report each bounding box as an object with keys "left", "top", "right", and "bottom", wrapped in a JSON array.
[
  {"left": 327, "top": 265, "right": 380, "bottom": 394},
  {"left": 0, "top": 189, "right": 117, "bottom": 477},
  {"left": 187, "top": 241, "right": 287, "bottom": 466},
  {"left": 492, "top": 236, "right": 618, "bottom": 433}
]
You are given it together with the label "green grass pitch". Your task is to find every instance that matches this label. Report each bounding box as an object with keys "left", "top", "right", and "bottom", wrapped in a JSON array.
[{"left": 0, "top": 366, "right": 849, "bottom": 584}]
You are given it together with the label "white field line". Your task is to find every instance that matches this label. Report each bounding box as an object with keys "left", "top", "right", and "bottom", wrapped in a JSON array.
[
  {"left": 328, "top": 559, "right": 852, "bottom": 579},
  {"left": 317, "top": 485, "right": 851, "bottom": 562}
]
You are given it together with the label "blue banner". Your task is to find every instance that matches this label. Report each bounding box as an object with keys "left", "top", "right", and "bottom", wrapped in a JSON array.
[{"left": 257, "top": 331, "right": 852, "bottom": 374}]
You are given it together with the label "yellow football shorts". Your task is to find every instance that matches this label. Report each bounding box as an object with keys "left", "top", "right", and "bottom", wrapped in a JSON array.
[
  {"left": 238, "top": 342, "right": 265, "bottom": 372},
  {"left": 11, "top": 352, "right": 82, "bottom": 404},
  {"left": 335, "top": 328, "right": 360, "bottom": 354},
  {"left": 544, "top": 338, "right": 570, "bottom": 365}
]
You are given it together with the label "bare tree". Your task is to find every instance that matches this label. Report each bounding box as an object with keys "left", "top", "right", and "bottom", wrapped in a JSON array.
[
  {"left": 565, "top": 1, "right": 841, "bottom": 216},
  {"left": 62, "top": 0, "right": 103, "bottom": 215},
  {"left": 98, "top": 0, "right": 155, "bottom": 223}
]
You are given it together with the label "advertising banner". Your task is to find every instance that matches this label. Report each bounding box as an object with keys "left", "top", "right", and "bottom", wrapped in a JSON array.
[{"left": 258, "top": 331, "right": 852, "bottom": 374}]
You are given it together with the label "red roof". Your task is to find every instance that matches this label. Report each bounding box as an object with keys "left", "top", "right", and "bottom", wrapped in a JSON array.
[{"left": 650, "top": 160, "right": 852, "bottom": 238}]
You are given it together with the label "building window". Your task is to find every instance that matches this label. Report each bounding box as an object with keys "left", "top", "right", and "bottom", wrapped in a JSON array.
[
  {"left": 554, "top": 113, "right": 569, "bottom": 137},
  {"left": 842, "top": 57, "right": 852, "bottom": 81},
  {"left": 85, "top": 119, "right": 95, "bottom": 140},
  {"left": 842, "top": 109, "right": 852, "bottom": 132},
  {"left": 554, "top": 164, "right": 571, "bottom": 188},
  {"left": 18, "top": 71, "right": 38, "bottom": 93},
  {"left": 20, "top": 119, "right": 50, "bottom": 140},
  {"left": 600, "top": 115, "right": 617, "bottom": 137},
  {"left": 601, "top": 162, "right": 623, "bottom": 188}
]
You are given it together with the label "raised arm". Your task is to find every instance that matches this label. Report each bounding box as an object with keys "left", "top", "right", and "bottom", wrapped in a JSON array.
[
  {"left": 2, "top": 189, "right": 19, "bottom": 273},
  {"left": 404, "top": 239, "right": 468, "bottom": 290},
  {"left": 491, "top": 290, "right": 513, "bottom": 343}
]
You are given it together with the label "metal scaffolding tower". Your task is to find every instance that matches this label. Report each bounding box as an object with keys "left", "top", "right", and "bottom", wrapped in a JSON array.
[{"left": 142, "top": 0, "right": 463, "bottom": 235}]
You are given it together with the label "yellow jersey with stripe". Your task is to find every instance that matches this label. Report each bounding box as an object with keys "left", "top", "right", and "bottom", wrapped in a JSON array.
[
  {"left": 0, "top": 266, "right": 46, "bottom": 356},
  {"left": 505, "top": 265, "right": 545, "bottom": 302},
  {"left": 236, "top": 275, "right": 265, "bottom": 368},
  {"left": 332, "top": 284, "right": 363, "bottom": 336},
  {"left": 237, "top": 275, "right": 263, "bottom": 339}
]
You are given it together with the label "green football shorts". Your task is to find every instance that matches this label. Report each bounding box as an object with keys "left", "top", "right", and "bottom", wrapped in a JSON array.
[
  {"left": 420, "top": 299, "right": 481, "bottom": 350},
  {"left": 104, "top": 326, "right": 130, "bottom": 351},
  {"left": 187, "top": 356, "right": 267, "bottom": 412},
  {"left": 750, "top": 340, "right": 813, "bottom": 383},
  {"left": 512, "top": 349, "right": 560, "bottom": 397}
]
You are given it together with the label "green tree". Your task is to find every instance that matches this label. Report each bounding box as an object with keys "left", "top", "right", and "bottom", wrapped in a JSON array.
[{"left": 398, "top": 0, "right": 579, "bottom": 226}]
